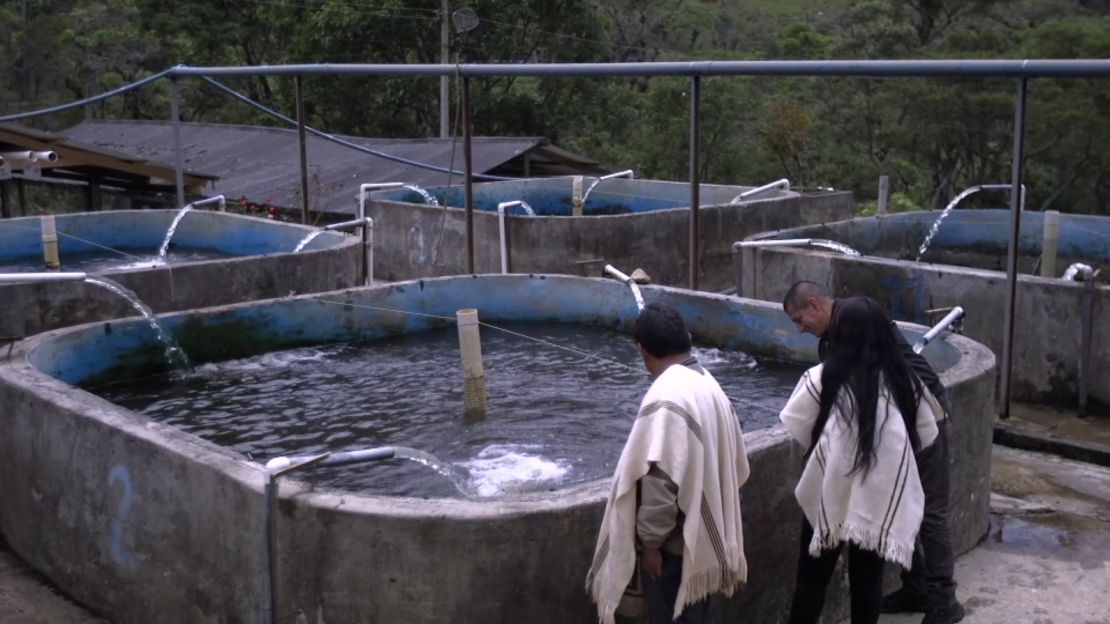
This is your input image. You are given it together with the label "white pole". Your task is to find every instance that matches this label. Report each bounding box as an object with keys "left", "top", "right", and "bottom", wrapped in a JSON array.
[
  {"left": 571, "top": 176, "right": 583, "bottom": 216},
  {"left": 456, "top": 308, "right": 487, "bottom": 415},
  {"left": 41, "top": 214, "right": 60, "bottom": 270},
  {"left": 1040, "top": 210, "right": 1060, "bottom": 277},
  {"left": 877, "top": 175, "right": 890, "bottom": 215},
  {"left": 498, "top": 206, "right": 509, "bottom": 274}
]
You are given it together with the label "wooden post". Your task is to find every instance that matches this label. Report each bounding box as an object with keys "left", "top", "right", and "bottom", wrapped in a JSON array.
[
  {"left": 295, "top": 75, "right": 311, "bottom": 225},
  {"left": 877, "top": 175, "right": 890, "bottom": 215}
]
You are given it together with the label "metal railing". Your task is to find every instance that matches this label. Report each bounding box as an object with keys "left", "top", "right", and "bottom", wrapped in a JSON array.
[{"left": 5, "top": 59, "right": 1110, "bottom": 417}]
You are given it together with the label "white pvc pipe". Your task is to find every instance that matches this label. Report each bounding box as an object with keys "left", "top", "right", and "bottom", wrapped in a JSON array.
[
  {"left": 733, "top": 238, "right": 813, "bottom": 248},
  {"left": 912, "top": 306, "right": 965, "bottom": 354},
  {"left": 41, "top": 215, "right": 60, "bottom": 269},
  {"left": 191, "top": 194, "right": 226, "bottom": 211},
  {"left": 1040, "top": 210, "right": 1060, "bottom": 277},
  {"left": 497, "top": 201, "right": 535, "bottom": 274},
  {"left": 730, "top": 178, "right": 790, "bottom": 203},
  {"left": 600, "top": 169, "right": 634, "bottom": 180},
  {"left": 265, "top": 446, "right": 395, "bottom": 471},
  {"left": 0, "top": 150, "right": 57, "bottom": 163},
  {"left": 456, "top": 308, "right": 487, "bottom": 414},
  {"left": 0, "top": 272, "right": 87, "bottom": 283},
  {"left": 604, "top": 264, "right": 645, "bottom": 311},
  {"left": 357, "top": 182, "right": 405, "bottom": 221}
]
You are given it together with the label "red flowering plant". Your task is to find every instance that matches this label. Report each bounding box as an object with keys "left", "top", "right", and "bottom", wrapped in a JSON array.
[{"left": 227, "top": 195, "right": 295, "bottom": 222}]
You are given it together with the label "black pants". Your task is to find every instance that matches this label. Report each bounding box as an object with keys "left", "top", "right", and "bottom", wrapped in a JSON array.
[
  {"left": 641, "top": 551, "right": 710, "bottom": 624},
  {"left": 902, "top": 418, "right": 958, "bottom": 610},
  {"left": 787, "top": 520, "right": 886, "bottom": 624}
]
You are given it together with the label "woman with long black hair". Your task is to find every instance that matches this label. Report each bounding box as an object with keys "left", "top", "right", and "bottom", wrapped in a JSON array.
[{"left": 779, "top": 296, "right": 944, "bottom": 624}]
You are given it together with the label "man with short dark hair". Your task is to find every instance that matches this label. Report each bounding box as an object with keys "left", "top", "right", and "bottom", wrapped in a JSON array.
[
  {"left": 782, "top": 281, "right": 965, "bottom": 624},
  {"left": 587, "top": 303, "right": 750, "bottom": 624}
]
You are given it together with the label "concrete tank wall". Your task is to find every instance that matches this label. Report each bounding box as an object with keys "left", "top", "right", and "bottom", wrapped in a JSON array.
[
  {"left": 367, "top": 188, "right": 852, "bottom": 291},
  {"left": 0, "top": 275, "right": 994, "bottom": 624},
  {"left": 0, "top": 210, "right": 364, "bottom": 338},
  {"left": 737, "top": 210, "right": 1108, "bottom": 406}
]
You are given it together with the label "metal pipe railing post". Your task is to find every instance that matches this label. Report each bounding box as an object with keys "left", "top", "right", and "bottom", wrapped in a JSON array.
[
  {"left": 1079, "top": 276, "right": 1094, "bottom": 415},
  {"left": 263, "top": 452, "right": 330, "bottom": 624},
  {"left": 295, "top": 75, "right": 310, "bottom": 225},
  {"left": 688, "top": 75, "right": 701, "bottom": 291},
  {"left": 999, "top": 78, "right": 1028, "bottom": 419},
  {"left": 462, "top": 76, "right": 475, "bottom": 274},
  {"left": 170, "top": 77, "right": 185, "bottom": 209}
]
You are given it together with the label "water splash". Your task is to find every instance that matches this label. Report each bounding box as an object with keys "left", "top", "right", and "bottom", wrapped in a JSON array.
[
  {"left": 403, "top": 185, "right": 440, "bottom": 206},
  {"left": 293, "top": 230, "right": 324, "bottom": 253},
  {"left": 580, "top": 179, "right": 604, "bottom": 209},
  {"left": 83, "top": 276, "right": 191, "bottom": 370},
  {"left": 457, "top": 445, "right": 569, "bottom": 497},
  {"left": 157, "top": 204, "right": 194, "bottom": 260},
  {"left": 392, "top": 446, "right": 475, "bottom": 496},
  {"left": 916, "top": 187, "right": 984, "bottom": 262},
  {"left": 626, "top": 281, "right": 645, "bottom": 312},
  {"left": 810, "top": 240, "right": 861, "bottom": 256},
  {"left": 504, "top": 200, "right": 535, "bottom": 216},
  {"left": 691, "top": 346, "right": 758, "bottom": 369}
]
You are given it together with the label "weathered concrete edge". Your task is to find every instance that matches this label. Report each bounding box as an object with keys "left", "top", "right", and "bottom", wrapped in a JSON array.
[
  {"left": 993, "top": 423, "right": 1110, "bottom": 468},
  {"left": 0, "top": 275, "right": 996, "bottom": 624}
]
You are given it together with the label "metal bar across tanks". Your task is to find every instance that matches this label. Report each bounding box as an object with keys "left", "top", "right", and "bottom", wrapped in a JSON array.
[
  {"left": 165, "top": 59, "right": 1110, "bottom": 418},
  {"left": 166, "top": 59, "right": 1110, "bottom": 78}
]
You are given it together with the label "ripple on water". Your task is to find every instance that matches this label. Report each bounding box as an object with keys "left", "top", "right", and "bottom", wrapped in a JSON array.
[{"left": 93, "top": 322, "right": 805, "bottom": 497}]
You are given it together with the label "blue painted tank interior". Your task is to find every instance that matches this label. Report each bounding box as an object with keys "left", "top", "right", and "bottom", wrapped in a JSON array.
[
  {"left": 759, "top": 209, "right": 1110, "bottom": 262},
  {"left": 371, "top": 178, "right": 784, "bottom": 216},
  {"left": 28, "top": 275, "right": 954, "bottom": 389},
  {"left": 0, "top": 210, "right": 338, "bottom": 263}
]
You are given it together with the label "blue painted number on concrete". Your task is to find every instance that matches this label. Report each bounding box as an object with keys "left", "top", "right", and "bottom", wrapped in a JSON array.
[
  {"left": 880, "top": 274, "right": 927, "bottom": 323},
  {"left": 107, "top": 464, "right": 137, "bottom": 567}
]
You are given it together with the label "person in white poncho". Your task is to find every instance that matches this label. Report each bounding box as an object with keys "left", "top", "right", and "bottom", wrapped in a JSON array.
[
  {"left": 779, "top": 297, "right": 942, "bottom": 624},
  {"left": 587, "top": 303, "right": 749, "bottom": 624}
]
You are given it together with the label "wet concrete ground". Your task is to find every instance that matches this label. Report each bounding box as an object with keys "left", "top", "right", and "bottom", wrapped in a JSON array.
[
  {"left": 855, "top": 445, "right": 1110, "bottom": 624},
  {"left": 1, "top": 444, "right": 1106, "bottom": 623}
]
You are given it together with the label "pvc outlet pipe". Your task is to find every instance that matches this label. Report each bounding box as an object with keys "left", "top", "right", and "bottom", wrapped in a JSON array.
[
  {"left": 0, "top": 150, "right": 57, "bottom": 163},
  {"left": 912, "top": 306, "right": 965, "bottom": 354},
  {"left": 0, "top": 271, "right": 87, "bottom": 283},
  {"left": 41, "top": 215, "right": 60, "bottom": 270},
  {"left": 265, "top": 446, "right": 396, "bottom": 471},
  {"left": 1040, "top": 210, "right": 1060, "bottom": 277},
  {"left": 456, "top": 308, "right": 487, "bottom": 415},
  {"left": 730, "top": 178, "right": 791, "bottom": 204},
  {"left": 603, "top": 264, "right": 646, "bottom": 311}
]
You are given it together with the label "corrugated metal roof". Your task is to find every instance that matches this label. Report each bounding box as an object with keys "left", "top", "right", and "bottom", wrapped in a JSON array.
[
  {"left": 64, "top": 120, "right": 607, "bottom": 215},
  {"left": 0, "top": 123, "right": 216, "bottom": 192}
]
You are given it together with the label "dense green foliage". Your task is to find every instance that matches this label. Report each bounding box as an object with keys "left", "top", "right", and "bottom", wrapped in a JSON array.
[{"left": 2, "top": 0, "right": 1107, "bottom": 213}]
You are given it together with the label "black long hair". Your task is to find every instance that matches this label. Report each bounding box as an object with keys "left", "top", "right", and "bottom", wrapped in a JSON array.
[{"left": 810, "top": 296, "right": 924, "bottom": 476}]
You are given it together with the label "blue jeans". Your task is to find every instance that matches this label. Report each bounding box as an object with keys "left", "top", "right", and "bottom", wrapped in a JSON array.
[{"left": 641, "top": 551, "right": 710, "bottom": 624}]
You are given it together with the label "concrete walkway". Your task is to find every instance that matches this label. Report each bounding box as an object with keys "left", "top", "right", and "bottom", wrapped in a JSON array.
[
  {"left": 846, "top": 445, "right": 1110, "bottom": 624},
  {"left": 0, "top": 541, "right": 106, "bottom": 624}
]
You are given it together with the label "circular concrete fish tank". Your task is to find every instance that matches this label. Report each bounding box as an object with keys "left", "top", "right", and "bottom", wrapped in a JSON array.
[
  {"left": 736, "top": 209, "right": 1108, "bottom": 407},
  {"left": 367, "top": 178, "right": 853, "bottom": 291},
  {"left": 0, "top": 275, "right": 996, "bottom": 623},
  {"left": 0, "top": 209, "right": 364, "bottom": 338}
]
